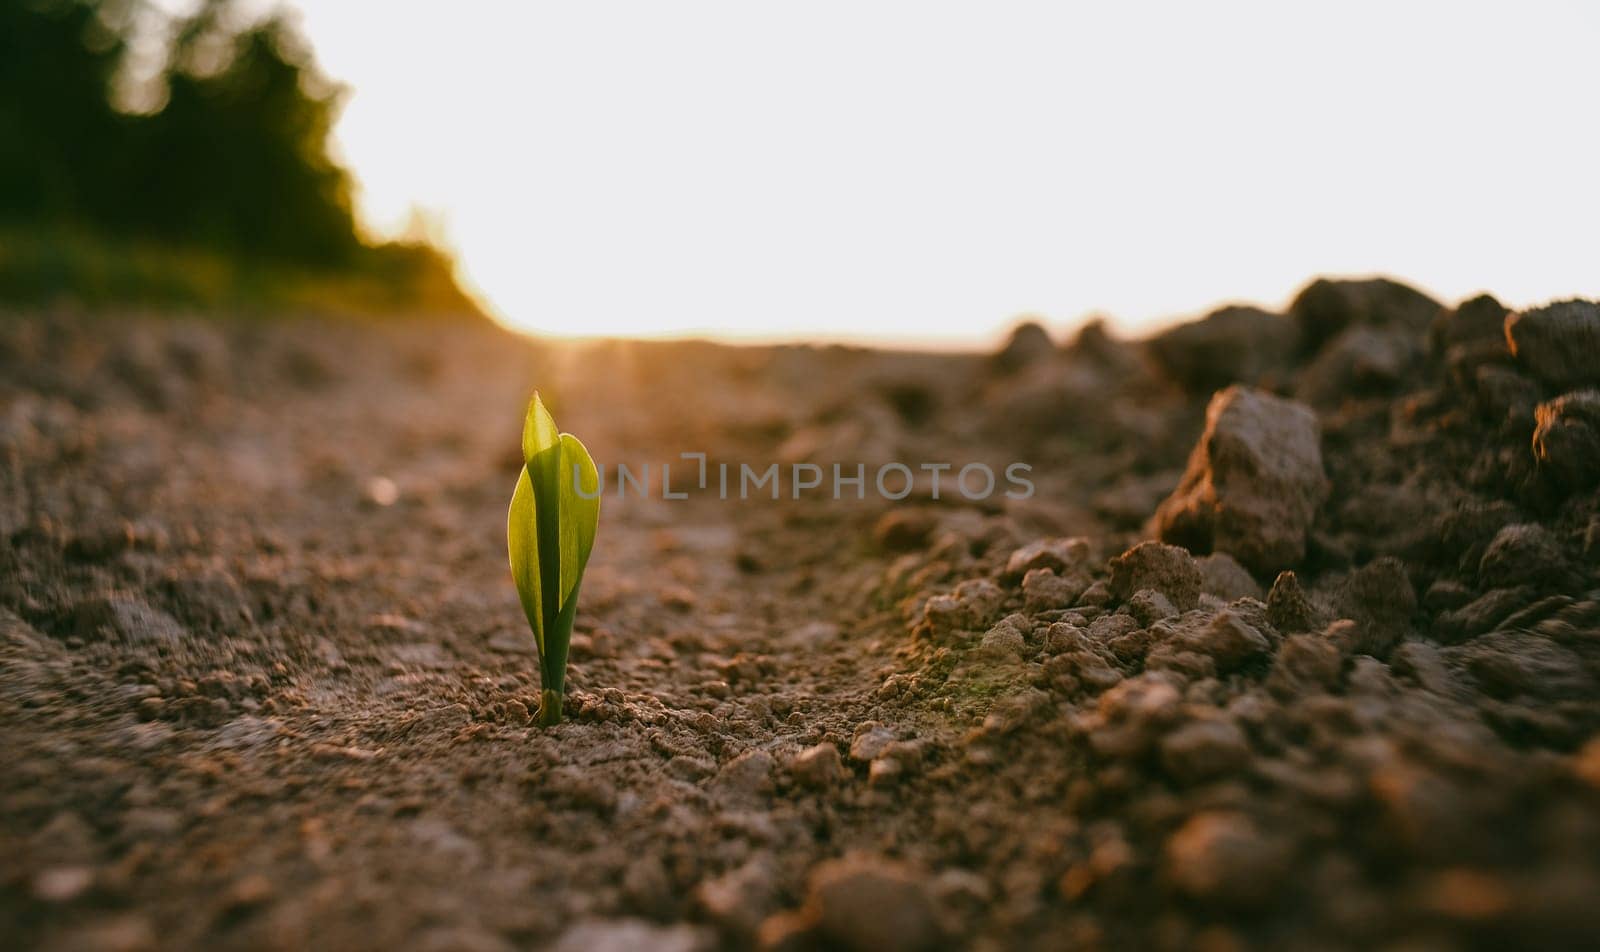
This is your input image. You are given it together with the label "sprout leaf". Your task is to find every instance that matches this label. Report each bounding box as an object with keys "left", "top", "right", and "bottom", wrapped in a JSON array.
[{"left": 507, "top": 393, "right": 600, "bottom": 725}]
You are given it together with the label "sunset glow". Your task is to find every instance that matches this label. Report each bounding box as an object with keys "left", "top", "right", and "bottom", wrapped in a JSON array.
[{"left": 282, "top": 0, "right": 1599, "bottom": 346}]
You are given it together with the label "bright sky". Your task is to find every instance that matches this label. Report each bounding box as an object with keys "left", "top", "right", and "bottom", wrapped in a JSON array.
[{"left": 277, "top": 1, "right": 1598, "bottom": 347}]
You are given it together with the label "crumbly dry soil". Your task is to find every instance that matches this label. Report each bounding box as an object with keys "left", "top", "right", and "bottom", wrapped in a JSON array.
[{"left": 3, "top": 288, "right": 1600, "bottom": 952}]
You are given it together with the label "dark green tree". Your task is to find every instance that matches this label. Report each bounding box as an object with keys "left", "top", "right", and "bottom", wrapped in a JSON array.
[
  {"left": 0, "top": 0, "right": 477, "bottom": 314},
  {"left": 125, "top": 2, "right": 363, "bottom": 265},
  {"left": 0, "top": 0, "right": 129, "bottom": 224}
]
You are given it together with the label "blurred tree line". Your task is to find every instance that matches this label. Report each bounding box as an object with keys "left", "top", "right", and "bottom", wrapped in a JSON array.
[{"left": 0, "top": 0, "right": 481, "bottom": 316}]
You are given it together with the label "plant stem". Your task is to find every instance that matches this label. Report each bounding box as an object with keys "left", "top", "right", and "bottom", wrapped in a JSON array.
[{"left": 537, "top": 688, "right": 563, "bottom": 726}]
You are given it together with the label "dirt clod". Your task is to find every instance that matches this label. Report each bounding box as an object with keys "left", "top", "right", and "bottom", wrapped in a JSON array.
[
  {"left": 801, "top": 855, "right": 941, "bottom": 952},
  {"left": 1505, "top": 299, "right": 1600, "bottom": 390},
  {"left": 788, "top": 743, "right": 845, "bottom": 790},
  {"left": 1165, "top": 811, "right": 1294, "bottom": 908},
  {"left": 1108, "top": 541, "right": 1201, "bottom": 611},
  {"left": 1533, "top": 390, "right": 1600, "bottom": 491},
  {"left": 1153, "top": 386, "right": 1328, "bottom": 574}
]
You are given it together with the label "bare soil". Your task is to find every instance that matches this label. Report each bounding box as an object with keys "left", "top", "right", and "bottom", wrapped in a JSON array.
[{"left": 3, "top": 287, "right": 1599, "bottom": 951}]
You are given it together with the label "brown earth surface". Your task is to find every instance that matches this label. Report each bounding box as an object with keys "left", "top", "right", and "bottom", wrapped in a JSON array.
[{"left": 3, "top": 283, "right": 1600, "bottom": 951}]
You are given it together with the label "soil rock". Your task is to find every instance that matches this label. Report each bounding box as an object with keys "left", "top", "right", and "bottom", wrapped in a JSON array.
[
  {"left": 1125, "top": 589, "right": 1178, "bottom": 626},
  {"left": 1333, "top": 557, "right": 1417, "bottom": 656},
  {"left": 1021, "top": 568, "right": 1090, "bottom": 613},
  {"left": 1160, "top": 717, "right": 1252, "bottom": 783},
  {"left": 918, "top": 579, "right": 1004, "bottom": 635},
  {"left": 1435, "top": 586, "right": 1536, "bottom": 641},
  {"left": 1152, "top": 386, "right": 1328, "bottom": 575},
  {"left": 978, "top": 620, "right": 1027, "bottom": 657},
  {"left": 1446, "top": 631, "right": 1595, "bottom": 701},
  {"left": 1084, "top": 675, "right": 1184, "bottom": 759},
  {"left": 1004, "top": 536, "right": 1091, "bottom": 581},
  {"left": 803, "top": 855, "right": 941, "bottom": 952},
  {"left": 1267, "top": 571, "right": 1328, "bottom": 634},
  {"left": 713, "top": 749, "right": 776, "bottom": 799},
  {"left": 1265, "top": 632, "right": 1343, "bottom": 697},
  {"left": 162, "top": 568, "right": 254, "bottom": 633},
  {"left": 1532, "top": 390, "right": 1600, "bottom": 491},
  {"left": 789, "top": 743, "right": 846, "bottom": 790},
  {"left": 1431, "top": 293, "right": 1509, "bottom": 354},
  {"left": 1178, "top": 609, "right": 1272, "bottom": 670},
  {"left": 1478, "top": 523, "right": 1568, "bottom": 590},
  {"left": 68, "top": 594, "right": 184, "bottom": 645},
  {"left": 850, "top": 723, "right": 897, "bottom": 763},
  {"left": 1289, "top": 277, "right": 1441, "bottom": 355},
  {"left": 1296, "top": 325, "right": 1416, "bottom": 405},
  {"left": 992, "top": 321, "right": 1055, "bottom": 374},
  {"left": 1504, "top": 299, "right": 1600, "bottom": 390},
  {"left": 1196, "top": 552, "right": 1263, "bottom": 602},
  {"left": 697, "top": 858, "right": 778, "bottom": 938},
  {"left": 1146, "top": 305, "right": 1297, "bottom": 392},
  {"left": 1165, "top": 812, "right": 1294, "bottom": 908},
  {"left": 1468, "top": 363, "right": 1541, "bottom": 422},
  {"left": 1108, "top": 542, "right": 1201, "bottom": 612}
]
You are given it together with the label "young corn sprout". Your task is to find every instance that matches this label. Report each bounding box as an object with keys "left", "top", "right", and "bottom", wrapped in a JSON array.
[{"left": 508, "top": 393, "right": 600, "bottom": 726}]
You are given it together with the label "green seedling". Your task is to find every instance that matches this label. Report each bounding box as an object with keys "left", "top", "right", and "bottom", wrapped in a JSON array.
[{"left": 508, "top": 393, "right": 600, "bottom": 726}]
